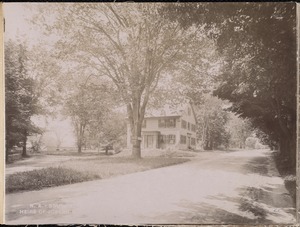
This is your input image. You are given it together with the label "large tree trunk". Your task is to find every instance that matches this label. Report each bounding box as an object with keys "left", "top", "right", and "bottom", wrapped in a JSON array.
[
  {"left": 131, "top": 112, "right": 143, "bottom": 158},
  {"left": 132, "top": 124, "right": 142, "bottom": 158},
  {"left": 22, "top": 129, "right": 27, "bottom": 157},
  {"left": 127, "top": 97, "right": 145, "bottom": 159}
]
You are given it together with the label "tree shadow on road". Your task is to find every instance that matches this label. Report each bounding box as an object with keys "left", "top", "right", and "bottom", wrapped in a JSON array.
[
  {"left": 242, "top": 156, "right": 269, "bottom": 176},
  {"left": 147, "top": 184, "right": 295, "bottom": 225},
  {"left": 145, "top": 153, "right": 296, "bottom": 225},
  {"left": 142, "top": 201, "right": 256, "bottom": 224}
]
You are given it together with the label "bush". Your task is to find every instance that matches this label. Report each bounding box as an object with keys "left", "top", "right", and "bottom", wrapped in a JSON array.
[{"left": 6, "top": 167, "right": 100, "bottom": 193}]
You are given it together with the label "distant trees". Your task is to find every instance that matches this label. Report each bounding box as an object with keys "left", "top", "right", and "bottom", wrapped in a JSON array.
[
  {"left": 196, "top": 95, "right": 230, "bottom": 150},
  {"left": 226, "top": 114, "right": 253, "bottom": 149},
  {"left": 5, "top": 40, "right": 41, "bottom": 159},
  {"left": 64, "top": 79, "right": 113, "bottom": 153}
]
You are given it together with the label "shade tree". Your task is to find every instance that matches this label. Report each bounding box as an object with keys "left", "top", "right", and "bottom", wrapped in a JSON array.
[
  {"left": 31, "top": 3, "right": 213, "bottom": 158},
  {"left": 164, "top": 3, "right": 297, "bottom": 174}
]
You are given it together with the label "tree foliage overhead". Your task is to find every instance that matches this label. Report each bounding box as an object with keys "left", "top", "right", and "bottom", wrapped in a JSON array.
[{"left": 165, "top": 3, "right": 297, "bottom": 173}]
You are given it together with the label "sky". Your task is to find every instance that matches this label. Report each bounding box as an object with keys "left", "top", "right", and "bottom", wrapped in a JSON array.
[
  {"left": 4, "top": 3, "right": 33, "bottom": 40},
  {"left": 3, "top": 3, "right": 58, "bottom": 47}
]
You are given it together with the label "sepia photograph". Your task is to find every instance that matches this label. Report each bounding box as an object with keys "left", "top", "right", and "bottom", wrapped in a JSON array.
[{"left": 3, "top": 2, "right": 298, "bottom": 225}]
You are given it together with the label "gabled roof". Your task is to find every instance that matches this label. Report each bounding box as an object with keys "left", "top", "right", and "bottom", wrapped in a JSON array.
[
  {"left": 145, "top": 103, "right": 186, "bottom": 118},
  {"left": 145, "top": 101, "right": 198, "bottom": 123}
]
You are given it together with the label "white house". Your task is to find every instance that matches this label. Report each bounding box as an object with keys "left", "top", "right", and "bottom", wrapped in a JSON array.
[{"left": 127, "top": 102, "right": 197, "bottom": 150}]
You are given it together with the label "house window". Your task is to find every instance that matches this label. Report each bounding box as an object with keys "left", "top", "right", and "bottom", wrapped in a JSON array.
[
  {"left": 160, "top": 134, "right": 176, "bottom": 144},
  {"left": 191, "top": 138, "right": 196, "bottom": 145},
  {"left": 158, "top": 118, "right": 176, "bottom": 128},
  {"left": 142, "top": 120, "right": 146, "bottom": 128},
  {"left": 191, "top": 124, "right": 196, "bottom": 132},
  {"left": 188, "top": 107, "right": 191, "bottom": 116},
  {"left": 180, "top": 135, "right": 186, "bottom": 144},
  {"left": 188, "top": 122, "right": 190, "bottom": 131},
  {"left": 181, "top": 120, "right": 187, "bottom": 129}
]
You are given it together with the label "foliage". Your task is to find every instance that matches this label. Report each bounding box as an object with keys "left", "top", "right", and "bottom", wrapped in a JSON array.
[
  {"left": 86, "top": 111, "right": 127, "bottom": 151},
  {"left": 226, "top": 114, "right": 254, "bottom": 149},
  {"left": 64, "top": 80, "right": 113, "bottom": 153},
  {"left": 28, "top": 44, "right": 64, "bottom": 113},
  {"left": 6, "top": 167, "right": 100, "bottom": 193},
  {"left": 245, "top": 137, "right": 258, "bottom": 149},
  {"left": 32, "top": 3, "right": 211, "bottom": 158},
  {"left": 196, "top": 95, "right": 230, "bottom": 150},
  {"left": 212, "top": 3, "right": 296, "bottom": 173},
  {"left": 5, "top": 40, "right": 42, "bottom": 158},
  {"left": 165, "top": 3, "right": 297, "bottom": 173}
]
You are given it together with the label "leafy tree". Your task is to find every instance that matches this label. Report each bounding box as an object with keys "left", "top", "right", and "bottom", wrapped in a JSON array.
[
  {"left": 86, "top": 111, "right": 127, "bottom": 154},
  {"left": 226, "top": 114, "right": 254, "bottom": 149},
  {"left": 245, "top": 137, "right": 258, "bottom": 149},
  {"left": 196, "top": 95, "right": 230, "bottom": 150},
  {"left": 32, "top": 3, "right": 208, "bottom": 158},
  {"left": 164, "top": 3, "right": 297, "bottom": 173},
  {"left": 5, "top": 40, "right": 42, "bottom": 159},
  {"left": 64, "top": 80, "right": 112, "bottom": 153}
]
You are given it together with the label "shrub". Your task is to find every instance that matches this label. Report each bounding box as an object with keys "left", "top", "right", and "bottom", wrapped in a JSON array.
[{"left": 6, "top": 167, "right": 100, "bottom": 193}]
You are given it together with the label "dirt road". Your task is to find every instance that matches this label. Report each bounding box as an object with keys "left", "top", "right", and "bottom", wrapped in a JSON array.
[{"left": 5, "top": 149, "right": 296, "bottom": 224}]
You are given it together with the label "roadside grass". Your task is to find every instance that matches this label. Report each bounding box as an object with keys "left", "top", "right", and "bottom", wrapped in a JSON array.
[
  {"left": 6, "top": 153, "right": 190, "bottom": 193},
  {"left": 46, "top": 151, "right": 104, "bottom": 156},
  {"left": 283, "top": 175, "right": 296, "bottom": 206},
  {"left": 58, "top": 156, "right": 189, "bottom": 179},
  {"left": 6, "top": 167, "right": 100, "bottom": 194},
  {"left": 272, "top": 151, "right": 296, "bottom": 206}
]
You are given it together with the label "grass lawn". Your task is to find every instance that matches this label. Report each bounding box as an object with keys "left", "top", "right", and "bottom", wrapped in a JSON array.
[
  {"left": 58, "top": 156, "right": 189, "bottom": 179},
  {"left": 6, "top": 152, "right": 190, "bottom": 193},
  {"left": 6, "top": 167, "right": 100, "bottom": 193}
]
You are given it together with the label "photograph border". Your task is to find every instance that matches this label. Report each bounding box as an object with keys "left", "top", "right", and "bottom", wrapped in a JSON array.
[
  {"left": 0, "top": 2, "right": 299, "bottom": 225},
  {"left": 296, "top": 2, "right": 300, "bottom": 225},
  {"left": 1, "top": 2, "right": 4, "bottom": 224}
]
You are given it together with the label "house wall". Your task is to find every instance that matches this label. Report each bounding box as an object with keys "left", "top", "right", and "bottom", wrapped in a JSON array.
[
  {"left": 127, "top": 117, "right": 180, "bottom": 149},
  {"left": 126, "top": 103, "right": 198, "bottom": 150},
  {"left": 177, "top": 103, "right": 197, "bottom": 149}
]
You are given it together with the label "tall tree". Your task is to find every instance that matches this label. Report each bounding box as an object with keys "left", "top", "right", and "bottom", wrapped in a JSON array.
[
  {"left": 164, "top": 3, "right": 297, "bottom": 173},
  {"left": 32, "top": 3, "right": 207, "bottom": 158},
  {"left": 5, "top": 40, "right": 41, "bottom": 159}
]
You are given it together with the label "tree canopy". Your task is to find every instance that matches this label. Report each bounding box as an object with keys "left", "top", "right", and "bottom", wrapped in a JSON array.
[
  {"left": 164, "top": 2, "right": 297, "bottom": 173},
  {"left": 32, "top": 3, "right": 214, "bottom": 157}
]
